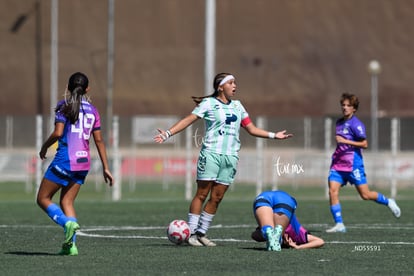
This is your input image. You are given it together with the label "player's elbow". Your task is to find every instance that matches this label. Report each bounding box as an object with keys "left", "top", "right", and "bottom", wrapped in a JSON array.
[
  {"left": 309, "top": 235, "right": 325, "bottom": 249},
  {"left": 317, "top": 238, "right": 325, "bottom": 248},
  {"left": 311, "top": 238, "right": 325, "bottom": 249}
]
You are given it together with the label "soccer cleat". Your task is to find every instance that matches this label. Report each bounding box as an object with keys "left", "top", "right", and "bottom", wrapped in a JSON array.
[
  {"left": 197, "top": 233, "right": 216, "bottom": 247},
  {"left": 265, "top": 227, "right": 281, "bottom": 251},
  {"left": 273, "top": 225, "right": 283, "bottom": 246},
  {"left": 326, "top": 223, "right": 346, "bottom": 233},
  {"left": 64, "top": 221, "right": 80, "bottom": 244},
  {"left": 58, "top": 243, "right": 78, "bottom": 256},
  {"left": 187, "top": 234, "right": 204, "bottom": 247},
  {"left": 388, "top": 199, "right": 401, "bottom": 218}
]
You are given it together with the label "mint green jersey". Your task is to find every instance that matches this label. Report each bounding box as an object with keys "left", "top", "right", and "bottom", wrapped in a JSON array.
[{"left": 192, "top": 97, "right": 250, "bottom": 155}]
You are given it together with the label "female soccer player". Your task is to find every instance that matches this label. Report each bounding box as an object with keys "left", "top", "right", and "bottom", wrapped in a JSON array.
[
  {"left": 252, "top": 190, "right": 300, "bottom": 251},
  {"left": 251, "top": 213, "right": 325, "bottom": 250},
  {"left": 154, "top": 73, "right": 292, "bottom": 246},
  {"left": 37, "top": 72, "right": 113, "bottom": 255},
  {"left": 326, "top": 93, "right": 401, "bottom": 233}
]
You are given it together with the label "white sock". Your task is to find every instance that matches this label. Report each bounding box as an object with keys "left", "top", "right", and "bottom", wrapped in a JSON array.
[
  {"left": 187, "top": 213, "right": 200, "bottom": 235},
  {"left": 197, "top": 211, "right": 215, "bottom": 235}
]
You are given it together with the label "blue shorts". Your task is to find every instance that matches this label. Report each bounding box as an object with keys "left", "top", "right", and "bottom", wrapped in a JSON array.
[
  {"left": 328, "top": 168, "right": 367, "bottom": 186},
  {"left": 253, "top": 190, "right": 297, "bottom": 220},
  {"left": 196, "top": 150, "right": 238, "bottom": 185},
  {"left": 44, "top": 163, "right": 88, "bottom": 186}
]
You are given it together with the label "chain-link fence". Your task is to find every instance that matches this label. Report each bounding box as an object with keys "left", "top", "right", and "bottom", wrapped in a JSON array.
[{"left": 1, "top": 115, "right": 413, "bottom": 200}]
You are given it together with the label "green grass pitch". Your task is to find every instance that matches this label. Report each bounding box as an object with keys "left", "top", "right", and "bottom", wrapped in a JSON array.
[{"left": 1, "top": 181, "right": 413, "bottom": 275}]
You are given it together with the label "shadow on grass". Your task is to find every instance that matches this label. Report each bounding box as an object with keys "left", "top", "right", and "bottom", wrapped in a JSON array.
[
  {"left": 241, "top": 246, "right": 267, "bottom": 251},
  {"left": 5, "top": 251, "right": 58, "bottom": 256}
]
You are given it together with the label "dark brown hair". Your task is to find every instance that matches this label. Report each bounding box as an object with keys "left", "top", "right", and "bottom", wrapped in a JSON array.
[
  {"left": 192, "top": 72, "right": 232, "bottom": 105},
  {"left": 56, "top": 72, "right": 89, "bottom": 124},
  {"left": 340, "top": 93, "right": 359, "bottom": 111}
]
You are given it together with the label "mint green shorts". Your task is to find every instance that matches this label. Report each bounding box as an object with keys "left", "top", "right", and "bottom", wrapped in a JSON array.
[{"left": 196, "top": 150, "right": 239, "bottom": 185}]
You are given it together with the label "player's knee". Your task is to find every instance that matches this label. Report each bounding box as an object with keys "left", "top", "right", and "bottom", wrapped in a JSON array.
[
  {"left": 36, "top": 192, "right": 49, "bottom": 208},
  {"left": 59, "top": 198, "right": 74, "bottom": 209},
  {"left": 36, "top": 196, "right": 43, "bottom": 207},
  {"left": 195, "top": 193, "right": 208, "bottom": 202},
  {"left": 210, "top": 192, "right": 225, "bottom": 204},
  {"left": 208, "top": 197, "right": 222, "bottom": 207},
  {"left": 328, "top": 188, "right": 339, "bottom": 198}
]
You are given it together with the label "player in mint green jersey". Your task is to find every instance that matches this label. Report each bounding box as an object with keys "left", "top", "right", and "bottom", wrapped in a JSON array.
[{"left": 154, "top": 73, "right": 293, "bottom": 246}]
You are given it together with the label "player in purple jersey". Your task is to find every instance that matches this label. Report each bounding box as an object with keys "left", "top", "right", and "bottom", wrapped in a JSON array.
[
  {"left": 154, "top": 73, "right": 293, "bottom": 247},
  {"left": 326, "top": 93, "right": 400, "bottom": 233},
  {"left": 37, "top": 72, "right": 113, "bottom": 255},
  {"left": 251, "top": 213, "right": 325, "bottom": 250}
]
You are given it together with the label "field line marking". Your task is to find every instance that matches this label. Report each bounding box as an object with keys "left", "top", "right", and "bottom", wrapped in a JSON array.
[
  {"left": 76, "top": 230, "right": 414, "bottom": 245},
  {"left": 2, "top": 224, "right": 414, "bottom": 245}
]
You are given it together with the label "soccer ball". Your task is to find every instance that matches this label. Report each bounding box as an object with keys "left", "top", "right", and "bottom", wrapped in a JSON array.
[{"left": 167, "top": 219, "right": 191, "bottom": 245}]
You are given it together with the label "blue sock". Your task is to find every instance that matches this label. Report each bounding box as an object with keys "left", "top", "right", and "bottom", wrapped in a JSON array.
[
  {"left": 67, "top": 217, "right": 78, "bottom": 243},
  {"left": 261, "top": 225, "right": 272, "bottom": 240},
  {"left": 45, "top": 203, "right": 69, "bottom": 227},
  {"left": 330, "top": 203, "right": 343, "bottom": 223},
  {"left": 375, "top": 193, "right": 389, "bottom": 205}
]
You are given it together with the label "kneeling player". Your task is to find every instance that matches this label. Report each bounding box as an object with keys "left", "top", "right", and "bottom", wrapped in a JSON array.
[{"left": 251, "top": 213, "right": 324, "bottom": 250}]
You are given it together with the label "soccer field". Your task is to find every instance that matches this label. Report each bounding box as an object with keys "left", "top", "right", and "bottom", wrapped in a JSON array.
[{"left": 1, "top": 182, "right": 413, "bottom": 275}]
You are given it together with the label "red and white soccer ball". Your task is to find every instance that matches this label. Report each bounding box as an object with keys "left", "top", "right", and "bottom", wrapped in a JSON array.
[{"left": 167, "top": 219, "right": 191, "bottom": 245}]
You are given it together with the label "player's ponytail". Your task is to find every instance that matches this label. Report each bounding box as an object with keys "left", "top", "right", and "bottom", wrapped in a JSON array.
[{"left": 56, "top": 72, "right": 89, "bottom": 124}]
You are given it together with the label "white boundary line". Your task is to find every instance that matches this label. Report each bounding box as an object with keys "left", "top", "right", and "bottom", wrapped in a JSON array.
[
  {"left": 78, "top": 224, "right": 414, "bottom": 245},
  {"left": 2, "top": 224, "right": 414, "bottom": 245}
]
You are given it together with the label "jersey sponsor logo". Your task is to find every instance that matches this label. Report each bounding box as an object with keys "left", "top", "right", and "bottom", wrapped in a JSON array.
[
  {"left": 218, "top": 113, "right": 238, "bottom": 136},
  {"left": 218, "top": 128, "right": 237, "bottom": 136},
  {"left": 77, "top": 157, "right": 88, "bottom": 163},
  {"left": 342, "top": 127, "right": 349, "bottom": 135},
  {"left": 75, "top": 151, "right": 88, "bottom": 157},
  {"left": 225, "top": 113, "right": 237, "bottom": 124}
]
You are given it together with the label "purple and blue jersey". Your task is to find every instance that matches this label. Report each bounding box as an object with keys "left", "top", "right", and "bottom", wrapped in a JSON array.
[
  {"left": 330, "top": 115, "right": 366, "bottom": 172},
  {"left": 53, "top": 100, "right": 101, "bottom": 172},
  {"left": 284, "top": 214, "right": 308, "bottom": 245}
]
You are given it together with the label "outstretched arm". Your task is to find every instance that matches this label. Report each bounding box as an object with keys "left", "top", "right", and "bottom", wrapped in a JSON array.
[
  {"left": 287, "top": 234, "right": 325, "bottom": 249},
  {"left": 243, "top": 122, "right": 293, "bottom": 140},
  {"left": 92, "top": 130, "right": 114, "bottom": 186},
  {"left": 154, "top": 114, "right": 199, "bottom": 143}
]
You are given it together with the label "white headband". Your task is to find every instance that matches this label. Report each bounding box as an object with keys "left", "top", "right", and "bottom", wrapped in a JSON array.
[{"left": 219, "top": 75, "right": 235, "bottom": 86}]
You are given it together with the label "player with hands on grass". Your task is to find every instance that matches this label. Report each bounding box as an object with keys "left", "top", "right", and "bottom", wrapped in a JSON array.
[
  {"left": 326, "top": 93, "right": 401, "bottom": 233},
  {"left": 154, "top": 72, "right": 292, "bottom": 246},
  {"left": 37, "top": 72, "right": 114, "bottom": 255},
  {"left": 251, "top": 210, "right": 324, "bottom": 250},
  {"left": 252, "top": 190, "right": 294, "bottom": 251}
]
